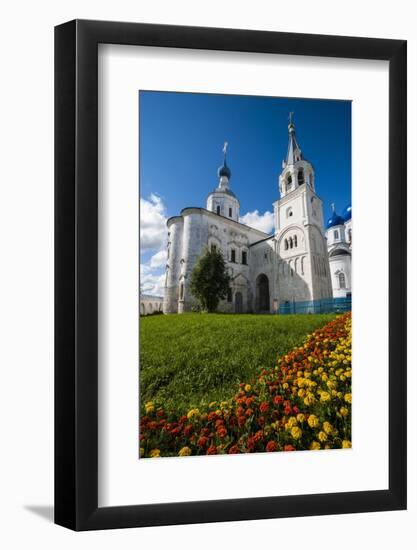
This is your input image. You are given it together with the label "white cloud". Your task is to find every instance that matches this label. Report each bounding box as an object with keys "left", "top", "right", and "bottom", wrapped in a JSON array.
[
  {"left": 140, "top": 268, "right": 165, "bottom": 297},
  {"left": 140, "top": 194, "right": 168, "bottom": 297},
  {"left": 149, "top": 249, "right": 167, "bottom": 268},
  {"left": 239, "top": 210, "right": 274, "bottom": 234},
  {"left": 140, "top": 193, "right": 167, "bottom": 252}
]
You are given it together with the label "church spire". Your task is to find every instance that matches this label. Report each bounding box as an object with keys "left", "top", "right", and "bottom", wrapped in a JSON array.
[
  {"left": 217, "top": 141, "right": 231, "bottom": 188},
  {"left": 285, "top": 112, "right": 302, "bottom": 166}
]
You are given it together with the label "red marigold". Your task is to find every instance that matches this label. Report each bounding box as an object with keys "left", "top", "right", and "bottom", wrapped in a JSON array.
[
  {"left": 208, "top": 411, "right": 217, "bottom": 422},
  {"left": 183, "top": 424, "right": 193, "bottom": 436},
  {"left": 284, "top": 444, "right": 296, "bottom": 452},
  {"left": 207, "top": 445, "right": 217, "bottom": 455},
  {"left": 197, "top": 436, "right": 208, "bottom": 448},
  {"left": 259, "top": 402, "right": 269, "bottom": 413},
  {"left": 253, "top": 430, "right": 264, "bottom": 442},
  {"left": 247, "top": 437, "right": 256, "bottom": 451},
  {"left": 238, "top": 415, "right": 246, "bottom": 427},
  {"left": 217, "top": 427, "right": 227, "bottom": 438},
  {"left": 266, "top": 440, "right": 278, "bottom": 452},
  {"left": 273, "top": 395, "right": 283, "bottom": 405},
  {"left": 229, "top": 445, "right": 240, "bottom": 454}
]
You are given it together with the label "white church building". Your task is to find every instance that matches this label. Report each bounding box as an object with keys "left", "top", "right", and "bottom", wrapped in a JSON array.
[{"left": 163, "top": 117, "right": 350, "bottom": 314}]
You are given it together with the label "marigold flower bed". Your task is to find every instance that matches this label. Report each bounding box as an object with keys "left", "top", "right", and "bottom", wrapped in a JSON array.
[{"left": 140, "top": 312, "right": 351, "bottom": 457}]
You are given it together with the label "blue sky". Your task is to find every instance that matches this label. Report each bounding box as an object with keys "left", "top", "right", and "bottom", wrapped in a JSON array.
[{"left": 139, "top": 91, "right": 351, "bottom": 296}]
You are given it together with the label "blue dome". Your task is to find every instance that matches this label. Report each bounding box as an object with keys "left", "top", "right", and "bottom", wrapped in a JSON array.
[
  {"left": 326, "top": 211, "right": 345, "bottom": 229},
  {"left": 342, "top": 203, "right": 352, "bottom": 221},
  {"left": 217, "top": 160, "right": 231, "bottom": 180}
]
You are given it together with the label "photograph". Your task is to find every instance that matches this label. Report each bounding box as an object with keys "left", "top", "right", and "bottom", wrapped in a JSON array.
[{"left": 139, "top": 92, "right": 352, "bottom": 458}]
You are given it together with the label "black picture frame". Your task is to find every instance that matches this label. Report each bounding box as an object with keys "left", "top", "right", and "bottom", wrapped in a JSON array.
[{"left": 55, "top": 19, "right": 407, "bottom": 531}]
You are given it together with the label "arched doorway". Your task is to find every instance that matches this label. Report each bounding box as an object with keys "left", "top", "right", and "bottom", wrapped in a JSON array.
[
  {"left": 235, "top": 291, "right": 243, "bottom": 313},
  {"left": 256, "top": 274, "right": 270, "bottom": 312}
]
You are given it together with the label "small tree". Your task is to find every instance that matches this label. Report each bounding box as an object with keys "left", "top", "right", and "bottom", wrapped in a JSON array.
[{"left": 189, "top": 247, "right": 231, "bottom": 312}]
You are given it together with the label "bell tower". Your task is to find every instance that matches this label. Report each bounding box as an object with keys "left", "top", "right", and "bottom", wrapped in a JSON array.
[{"left": 274, "top": 114, "right": 333, "bottom": 302}]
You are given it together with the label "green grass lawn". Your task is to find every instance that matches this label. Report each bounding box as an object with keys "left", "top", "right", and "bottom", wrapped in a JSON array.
[{"left": 140, "top": 313, "right": 335, "bottom": 414}]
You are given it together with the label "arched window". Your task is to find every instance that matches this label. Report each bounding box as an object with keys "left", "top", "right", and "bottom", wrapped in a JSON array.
[
  {"left": 301, "top": 256, "right": 305, "bottom": 275},
  {"left": 289, "top": 237, "right": 293, "bottom": 249},
  {"left": 210, "top": 243, "right": 217, "bottom": 252},
  {"left": 284, "top": 239, "right": 288, "bottom": 250},
  {"left": 179, "top": 282, "right": 184, "bottom": 300},
  {"left": 339, "top": 272, "right": 346, "bottom": 289},
  {"left": 334, "top": 229, "right": 339, "bottom": 240},
  {"left": 216, "top": 205, "right": 220, "bottom": 215},
  {"left": 286, "top": 174, "right": 292, "bottom": 191},
  {"left": 298, "top": 169, "right": 304, "bottom": 185},
  {"left": 348, "top": 229, "right": 352, "bottom": 243},
  {"left": 286, "top": 207, "right": 293, "bottom": 218},
  {"left": 231, "top": 249, "right": 236, "bottom": 263},
  {"left": 294, "top": 235, "right": 298, "bottom": 247},
  {"left": 242, "top": 250, "right": 247, "bottom": 265},
  {"left": 229, "top": 207, "right": 232, "bottom": 217},
  {"left": 227, "top": 288, "right": 232, "bottom": 302}
]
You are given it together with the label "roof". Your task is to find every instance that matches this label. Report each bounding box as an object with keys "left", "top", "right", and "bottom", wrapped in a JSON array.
[{"left": 169, "top": 206, "right": 270, "bottom": 237}]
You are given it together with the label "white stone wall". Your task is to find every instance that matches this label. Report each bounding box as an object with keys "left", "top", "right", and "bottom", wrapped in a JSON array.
[
  {"left": 140, "top": 295, "right": 163, "bottom": 315},
  {"left": 329, "top": 253, "right": 352, "bottom": 298},
  {"left": 163, "top": 207, "right": 270, "bottom": 314},
  {"left": 326, "top": 221, "right": 352, "bottom": 299}
]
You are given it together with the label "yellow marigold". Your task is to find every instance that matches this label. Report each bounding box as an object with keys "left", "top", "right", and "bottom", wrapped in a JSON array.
[
  {"left": 296, "top": 413, "right": 305, "bottom": 423},
  {"left": 308, "top": 414, "right": 319, "bottom": 428},
  {"left": 340, "top": 406, "right": 349, "bottom": 417},
  {"left": 342, "top": 440, "right": 352, "bottom": 449},
  {"left": 323, "top": 421, "right": 333, "bottom": 435},
  {"left": 144, "top": 401, "right": 154, "bottom": 414},
  {"left": 304, "top": 394, "right": 315, "bottom": 406},
  {"left": 344, "top": 393, "right": 352, "bottom": 404},
  {"left": 320, "top": 391, "right": 331, "bottom": 403},
  {"left": 209, "top": 401, "right": 217, "bottom": 408},
  {"left": 318, "top": 431, "right": 328, "bottom": 442},
  {"left": 178, "top": 446, "right": 192, "bottom": 456},
  {"left": 140, "top": 447, "right": 144, "bottom": 458},
  {"left": 187, "top": 408, "right": 200, "bottom": 420},
  {"left": 310, "top": 441, "right": 321, "bottom": 450},
  {"left": 283, "top": 382, "right": 289, "bottom": 389},
  {"left": 291, "top": 426, "right": 302, "bottom": 440},
  {"left": 298, "top": 388, "right": 306, "bottom": 398},
  {"left": 244, "top": 384, "right": 251, "bottom": 392},
  {"left": 149, "top": 448, "right": 161, "bottom": 458}
]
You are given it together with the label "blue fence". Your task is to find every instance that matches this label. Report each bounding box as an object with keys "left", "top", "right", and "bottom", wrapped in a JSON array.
[{"left": 279, "top": 297, "right": 351, "bottom": 315}]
